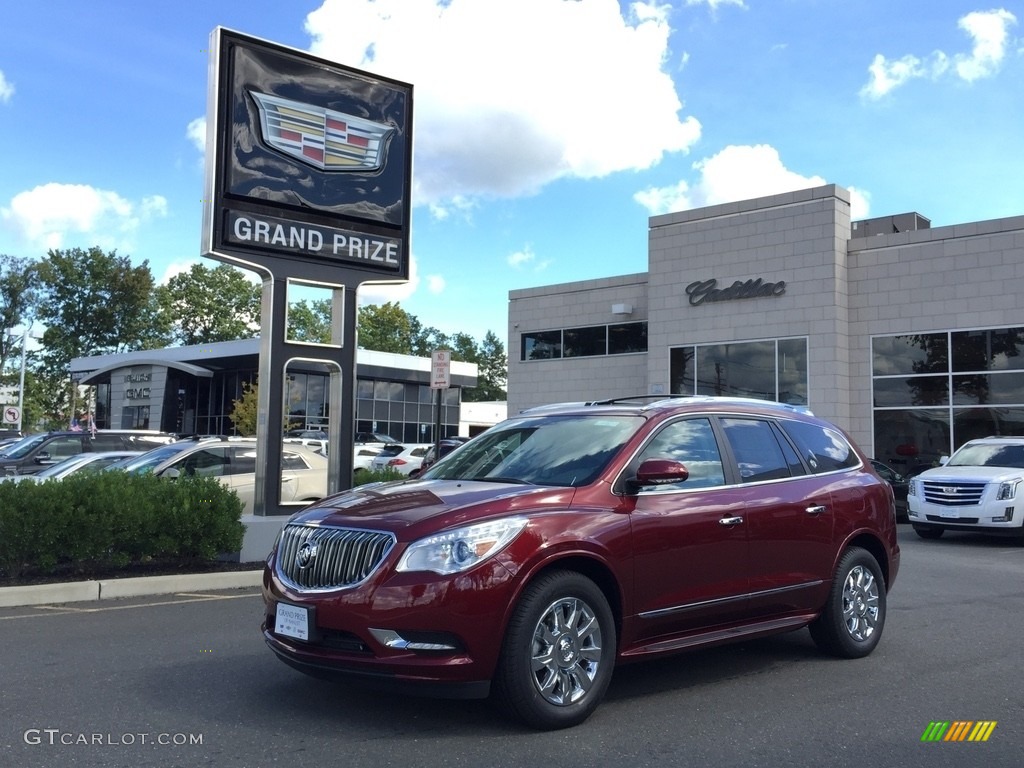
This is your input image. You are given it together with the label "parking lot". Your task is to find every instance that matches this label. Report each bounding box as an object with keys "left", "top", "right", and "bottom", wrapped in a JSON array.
[{"left": 0, "top": 527, "right": 1021, "bottom": 768}]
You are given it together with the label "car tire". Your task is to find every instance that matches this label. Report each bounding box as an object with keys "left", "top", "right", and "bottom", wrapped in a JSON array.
[
  {"left": 494, "top": 570, "right": 616, "bottom": 730},
  {"left": 912, "top": 524, "right": 944, "bottom": 540},
  {"left": 809, "top": 547, "right": 886, "bottom": 659}
]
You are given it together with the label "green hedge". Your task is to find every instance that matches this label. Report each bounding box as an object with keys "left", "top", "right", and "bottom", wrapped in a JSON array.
[{"left": 0, "top": 472, "right": 245, "bottom": 578}]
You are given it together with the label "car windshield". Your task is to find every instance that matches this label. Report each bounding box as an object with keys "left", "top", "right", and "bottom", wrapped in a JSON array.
[
  {"left": 112, "top": 442, "right": 200, "bottom": 474},
  {"left": 947, "top": 443, "right": 1024, "bottom": 469},
  {"left": 422, "top": 414, "right": 643, "bottom": 487},
  {"left": 1, "top": 433, "right": 49, "bottom": 459}
]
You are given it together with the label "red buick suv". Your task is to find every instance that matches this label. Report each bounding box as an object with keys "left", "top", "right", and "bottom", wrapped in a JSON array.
[{"left": 262, "top": 397, "right": 900, "bottom": 729}]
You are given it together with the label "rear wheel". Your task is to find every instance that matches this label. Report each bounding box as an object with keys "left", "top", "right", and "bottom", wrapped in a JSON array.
[
  {"left": 810, "top": 547, "right": 886, "bottom": 658},
  {"left": 913, "top": 524, "right": 944, "bottom": 540},
  {"left": 494, "top": 570, "right": 615, "bottom": 730}
]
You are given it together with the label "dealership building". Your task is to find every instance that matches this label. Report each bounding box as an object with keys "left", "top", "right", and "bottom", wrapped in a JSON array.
[
  {"left": 70, "top": 340, "right": 483, "bottom": 442},
  {"left": 508, "top": 184, "right": 1024, "bottom": 477}
]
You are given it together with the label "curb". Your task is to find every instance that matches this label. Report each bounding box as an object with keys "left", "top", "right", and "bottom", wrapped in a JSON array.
[{"left": 0, "top": 570, "right": 263, "bottom": 609}]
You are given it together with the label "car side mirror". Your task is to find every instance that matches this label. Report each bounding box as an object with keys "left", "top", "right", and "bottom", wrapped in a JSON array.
[
  {"left": 161, "top": 467, "right": 181, "bottom": 480},
  {"left": 35, "top": 451, "right": 52, "bottom": 465},
  {"left": 938, "top": 455, "right": 950, "bottom": 466},
  {"left": 626, "top": 458, "right": 689, "bottom": 492}
]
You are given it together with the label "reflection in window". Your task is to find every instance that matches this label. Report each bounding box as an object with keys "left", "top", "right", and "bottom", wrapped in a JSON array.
[
  {"left": 521, "top": 323, "right": 648, "bottom": 361},
  {"left": 669, "top": 339, "right": 807, "bottom": 406},
  {"left": 609, "top": 322, "right": 647, "bottom": 354},
  {"left": 636, "top": 417, "right": 726, "bottom": 490},
  {"left": 952, "top": 328, "right": 1024, "bottom": 372},
  {"left": 522, "top": 331, "right": 562, "bottom": 360},
  {"left": 872, "top": 334, "right": 947, "bottom": 376},
  {"left": 563, "top": 326, "right": 607, "bottom": 357},
  {"left": 721, "top": 418, "right": 798, "bottom": 483},
  {"left": 873, "top": 376, "right": 949, "bottom": 407}
]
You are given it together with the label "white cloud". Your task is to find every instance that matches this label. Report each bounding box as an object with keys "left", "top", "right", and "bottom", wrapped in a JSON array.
[
  {"left": 0, "top": 183, "right": 168, "bottom": 251},
  {"left": 305, "top": 0, "right": 701, "bottom": 212},
  {"left": 684, "top": 0, "right": 746, "bottom": 11},
  {"left": 955, "top": 9, "right": 1017, "bottom": 81},
  {"left": 358, "top": 251, "right": 421, "bottom": 304},
  {"left": 426, "top": 274, "right": 446, "bottom": 294},
  {"left": 507, "top": 245, "right": 536, "bottom": 269},
  {"left": 0, "top": 70, "right": 13, "bottom": 103},
  {"left": 186, "top": 117, "right": 206, "bottom": 152},
  {"left": 633, "top": 144, "right": 871, "bottom": 219},
  {"left": 861, "top": 9, "right": 1017, "bottom": 99}
]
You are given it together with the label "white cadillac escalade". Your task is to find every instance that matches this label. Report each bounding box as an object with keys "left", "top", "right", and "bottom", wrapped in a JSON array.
[{"left": 907, "top": 437, "right": 1024, "bottom": 540}]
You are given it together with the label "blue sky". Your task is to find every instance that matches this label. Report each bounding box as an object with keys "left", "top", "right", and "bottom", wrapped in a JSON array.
[{"left": 1, "top": 0, "right": 1021, "bottom": 345}]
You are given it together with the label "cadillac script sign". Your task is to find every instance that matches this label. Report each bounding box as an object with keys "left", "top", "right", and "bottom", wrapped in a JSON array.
[{"left": 202, "top": 28, "right": 413, "bottom": 280}]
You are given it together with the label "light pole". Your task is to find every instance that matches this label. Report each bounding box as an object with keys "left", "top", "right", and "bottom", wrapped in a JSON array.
[{"left": 5, "top": 325, "right": 35, "bottom": 434}]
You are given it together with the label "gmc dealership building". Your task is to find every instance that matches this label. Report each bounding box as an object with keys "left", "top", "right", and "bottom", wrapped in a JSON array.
[{"left": 508, "top": 184, "right": 1024, "bottom": 478}]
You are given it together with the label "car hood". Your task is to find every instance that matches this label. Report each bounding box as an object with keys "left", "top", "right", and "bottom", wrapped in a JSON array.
[
  {"left": 288, "top": 479, "right": 576, "bottom": 533},
  {"left": 915, "top": 465, "right": 1024, "bottom": 483}
]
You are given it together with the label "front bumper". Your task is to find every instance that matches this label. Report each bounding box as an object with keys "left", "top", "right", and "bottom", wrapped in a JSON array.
[
  {"left": 907, "top": 498, "right": 1023, "bottom": 532},
  {"left": 261, "top": 555, "right": 517, "bottom": 699}
]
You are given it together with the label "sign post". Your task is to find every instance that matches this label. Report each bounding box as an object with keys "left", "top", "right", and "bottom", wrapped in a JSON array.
[
  {"left": 202, "top": 28, "right": 413, "bottom": 515},
  {"left": 430, "top": 350, "right": 451, "bottom": 455}
]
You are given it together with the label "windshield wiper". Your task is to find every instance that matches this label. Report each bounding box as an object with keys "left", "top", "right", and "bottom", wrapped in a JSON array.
[{"left": 467, "top": 476, "right": 530, "bottom": 484}]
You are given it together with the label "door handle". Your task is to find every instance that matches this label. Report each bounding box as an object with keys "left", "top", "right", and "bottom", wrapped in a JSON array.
[
  {"left": 805, "top": 504, "right": 826, "bottom": 516},
  {"left": 719, "top": 516, "right": 744, "bottom": 526}
]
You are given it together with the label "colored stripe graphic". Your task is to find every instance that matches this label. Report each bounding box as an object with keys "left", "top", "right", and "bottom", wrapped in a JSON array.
[{"left": 921, "top": 721, "right": 996, "bottom": 742}]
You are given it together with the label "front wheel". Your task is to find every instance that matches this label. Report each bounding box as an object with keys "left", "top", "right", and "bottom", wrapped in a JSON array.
[
  {"left": 494, "top": 570, "right": 616, "bottom": 730},
  {"left": 809, "top": 547, "right": 886, "bottom": 658}
]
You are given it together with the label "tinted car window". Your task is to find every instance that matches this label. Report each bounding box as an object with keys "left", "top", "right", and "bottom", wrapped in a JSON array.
[
  {"left": 720, "top": 418, "right": 794, "bottom": 483},
  {"left": 175, "top": 447, "right": 230, "bottom": 478},
  {"left": 230, "top": 448, "right": 259, "bottom": 475},
  {"left": 781, "top": 420, "right": 859, "bottom": 474},
  {"left": 633, "top": 417, "right": 726, "bottom": 490},
  {"left": 46, "top": 436, "right": 85, "bottom": 460},
  {"left": 91, "top": 435, "right": 127, "bottom": 450}
]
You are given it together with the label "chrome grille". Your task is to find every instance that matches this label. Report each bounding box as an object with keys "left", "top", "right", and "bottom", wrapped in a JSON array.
[
  {"left": 921, "top": 481, "right": 985, "bottom": 507},
  {"left": 276, "top": 523, "right": 395, "bottom": 591}
]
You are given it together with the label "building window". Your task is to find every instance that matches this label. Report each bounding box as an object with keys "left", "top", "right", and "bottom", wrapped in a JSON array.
[
  {"left": 522, "top": 330, "right": 562, "bottom": 360},
  {"left": 872, "top": 327, "right": 1024, "bottom": 475},
  {"left": 521, "top": 323, "right": 648, "bottom": 361},
  {"left": 563, "top": 326, "right": 606, "bottom": 357},
  {"left": 669, "top": 338, "right": 808, "bottom": 406},
  {"left": 121, "top": 405, "right": 150, "bottom": 430}
]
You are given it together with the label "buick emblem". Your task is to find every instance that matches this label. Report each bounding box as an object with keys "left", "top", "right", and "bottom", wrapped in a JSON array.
[{"left": 296, "top": 542, "right": 318, "bottom": 569}]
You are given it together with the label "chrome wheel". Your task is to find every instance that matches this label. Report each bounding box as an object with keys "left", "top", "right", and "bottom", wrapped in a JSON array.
[
  {"left": 531, "top": 596, "right": 604, "bottom": 706},
  {"left": 809, "top": 546, "right": 886, "bottom": 658},
  {"left": 841, "top": 564, "right": 880, "bottom": 642},
  {"left": 495, "top": 570, "right": 615, "bottom": 729}
]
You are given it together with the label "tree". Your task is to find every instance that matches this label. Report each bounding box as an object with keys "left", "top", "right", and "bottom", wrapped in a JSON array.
[
  {"left": 35, "top": 247, "right": 168, "bottom": 372},
  {"left": 356, "top": 302, "right": 427, "bottom": 354},
  {"left": 0, "top": 254, "right": 39, "bottom": 377},
  {"left": 466, "top": 330, "right": 508, "bottom": 401},
  {"left": 228, "top": 380, "right": 259, "bottom": 436},
  {"left": 287, "top": 298, "right": 332, "bottom": 344},
  {"left": 155, "top": 263, "right": 260, "bottom": 346}
]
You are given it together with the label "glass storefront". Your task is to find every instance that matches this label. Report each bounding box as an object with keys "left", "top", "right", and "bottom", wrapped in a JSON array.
[
  {"left": 669, "top": 338, "right": 808, "bottom": 405},
  {"left": 872, "top": 327, "right": 1024, "bottom": 476}
]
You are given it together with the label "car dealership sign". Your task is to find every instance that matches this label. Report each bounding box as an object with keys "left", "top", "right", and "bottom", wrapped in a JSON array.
[{"left": 202, "top": 28, "right": 413, "bottom": 280}]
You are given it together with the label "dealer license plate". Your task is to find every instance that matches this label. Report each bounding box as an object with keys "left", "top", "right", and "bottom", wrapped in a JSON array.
[
  {"left": 937, "top": 508, "right": 960, "bottom": 519},
  {"left": 275, "top": 603, "right": 310, "bottom": 642}
]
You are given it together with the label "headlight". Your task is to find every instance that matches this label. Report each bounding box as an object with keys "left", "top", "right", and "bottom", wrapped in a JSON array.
[
  {"left": 996, "top": 480, "right": 1020, "bottom": 501},
  {"left": 396, "top": 517, "right": 529, "bottom": 575},
  {"left": 908, "top": 479, "right": 918, "bottom": 497}
]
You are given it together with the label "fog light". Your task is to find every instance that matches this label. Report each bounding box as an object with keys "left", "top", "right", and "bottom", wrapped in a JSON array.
[{"left": 991, "top": 507, "right": 1014, "bottom": 523}]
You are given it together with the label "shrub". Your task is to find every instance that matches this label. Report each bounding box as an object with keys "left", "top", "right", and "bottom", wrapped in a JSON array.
[
  {"left": 353, "top": 467, "right": 406, "bottom": 486},
  {"left": 0, "top": 473, "right": 245, "bottom": 578}
]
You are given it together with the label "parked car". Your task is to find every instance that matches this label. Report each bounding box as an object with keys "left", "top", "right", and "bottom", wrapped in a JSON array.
[
  {"left": 0, "top": 430, "right": 175, "bottom": 476},
  {"left": 907, "top": 436, "right": 1024, "bottom": 540},
  {"left": 354, "top": 432, "right": 399, "bottom": 448},
  {"left": 262, "top": 396, "right": 900, "bottom": 730},
  {"left": 870, "top": 459, "right": 908, "bottom": 522},
  {"left": 113, "top": 437, "right": 328, "bottom": 514},
  {"left": 408, "top": 437, "right": 471, "bottom": 478},
  {"left": 369, "top": 443, "right": 432, "bottom": 476},
  {"left": 352, "top": 446, "right": 383, "bottom": 475},
  {"left": 0, "top": 450, "right": 143, "bottom": 483}
]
